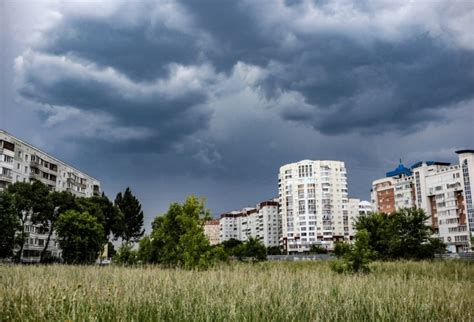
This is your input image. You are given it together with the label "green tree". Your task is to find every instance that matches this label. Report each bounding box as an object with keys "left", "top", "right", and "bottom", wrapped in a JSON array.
[
  {"left": 150, "top": 196, "right": 225, "bottom": 269},
  {"left": 113, "top": 242, "right": 138, "bottom": 265},
  {"left": 236, "top": 237, "right": 267, "bottom": 261},
  {"left": 221, "top": 238, "right": 243, "bottom": 257},
  {"left": 267, "top": 246, "right": 282, "bottom": 255},
  {"left": 356, "top": 208, "right": 446, "bottom": 260},
  {"left": 115, "top": 188, "right": 144, "bottom": 243},
  {"left": 36, "top": 191, "right": 77, "bottom": 263},
  {"left": 55, "top": 210, "right": 104, "bottom": 264},
  {"left": 386, "top": 208, "right": 445, "bottom": 259},
  {"left": 7, "top": 181, "right": 49, "bottom": 262},
  {"left": 334, "top": 241, "right": 351, "bottom": 258},
  {"left": 137, "top": 235, "right": 152, "bottom": 263},
  {"left": 332, "top": 229, "right": 374, "bottom": 274},
  {"left": 309, "top": 244, "right": 328, "bottom": 254},
  {"left": 77, "top": 194, "right": 124, "bottom": 241},
  {"left": 0, "top": 192, "right": 21, "bottom": 259},
  {"left": 355, "top": 212, "right": 390, "bottom": 258}
]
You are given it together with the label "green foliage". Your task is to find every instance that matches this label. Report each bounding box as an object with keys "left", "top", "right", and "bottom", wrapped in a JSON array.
[
  {"left": 148, "top": 196, "right": 224, "bottom": 269},
  {"left": 331, "top": 229, "right": 374, "bottom": 274},
  {"left": 0, "top": 192, "right": 21, "bottom": 258},
  {"left": 76, "top": 194, "right": 124, "bottom": 240},
  {"left": 6, "top": 181, "right": 50, "bottom": 261},
  {"left": 113, "top": 243, "right": 138, "bottom": 265},
  {"left": 37, "top": 191, "right": 77, "bottom": 263},
  {"left": 222, "top": 238, "right": 267, "bottom": 261},
  {"left": 333, "top": 241, "right": 351, "bottom": 258},
  {"left": 356, "top": 208, "right": 446, "bottom": 260},
  {"left": 137, "top": 235, "right": 152, "bottom": 263},
  {"left": 309, "top": 244, "right": 328, "bottom": 254},
  {"left": 236, "top": 238, "right": 267, "bottom": 261},
  {"left": 55, "top": 210, "right": 104, "bottom": 264},
  {"left": 115, "top": 188, "right": 144, "bottom": 243},
  {"left": 267, "top": 246, "right": 282, "bottom": 255}
]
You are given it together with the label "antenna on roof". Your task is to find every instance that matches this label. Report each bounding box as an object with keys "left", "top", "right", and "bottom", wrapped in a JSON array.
[{"left": 399, "top": 158, "right": 402, "bottom": 164}]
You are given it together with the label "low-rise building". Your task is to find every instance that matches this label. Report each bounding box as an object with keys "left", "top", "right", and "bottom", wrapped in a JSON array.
[{"left": 203, "top": 220, "right": 220, "bottom": 245}]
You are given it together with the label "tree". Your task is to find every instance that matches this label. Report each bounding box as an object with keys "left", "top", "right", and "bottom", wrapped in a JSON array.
[
  {"left": 0, "top": 192, "right": 21, "bottom": 259},
  {"left": 115, "top": 188, "right": 144, "bottom": 243},
  {"left": 332, "top": 229, "right": 374, "bottom": 274},
  {"left": 113, "top": 242, "right": 138, "bottom": 265},
  {"left": 355, "top": 208, "right": 446, "bottom": 260},
  {"left": 77, "top": 194, "right": 124, "bottom": 241},
  {"left": 7, "top": 181, "right": 49, "bottom": 262},
  {"left": 237, "top": 238, "right": 267, "bottom": 261},
  {"left": 37, "top": 191, "right": 77, "bottom": 263},
  {"left": 55, "top": 210, "right": 104, "bottom": 264},
  {"left": 267, "top": 246, "right": 282, "bottom": 255},
  {"left": 309, "top": 244, "right": 328, "bottom": 254},
  {"left": 149, "top": 196, "right": 225, "bottom": 269}
]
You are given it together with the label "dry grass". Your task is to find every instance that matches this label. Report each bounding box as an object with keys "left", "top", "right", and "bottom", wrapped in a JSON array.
[{"left": 1, "top": 261, "right": 472, "bottom": 321}]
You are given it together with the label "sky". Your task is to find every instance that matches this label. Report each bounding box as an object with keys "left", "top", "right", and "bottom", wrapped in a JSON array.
[{"left": 1, "top": 0, "right": 473, "bottom": 231}]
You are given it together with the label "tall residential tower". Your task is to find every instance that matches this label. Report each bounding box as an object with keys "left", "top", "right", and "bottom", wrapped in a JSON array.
[{"left": 278, "top": 160, "right": 359, "bottom": 253}]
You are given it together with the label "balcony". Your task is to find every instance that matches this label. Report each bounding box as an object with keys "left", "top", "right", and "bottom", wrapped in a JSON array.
[
  {"left": 0, "top": 172, "right": 13, "bottom": 182},
  {"left": 30, "top": 160, "right": 58, "bottom": 173},
  {"left": 67, "top": 177, "right": 87, "bottom": 189},
  {"left": 30, "top": 172, "right": 56, "bottom": 185}
]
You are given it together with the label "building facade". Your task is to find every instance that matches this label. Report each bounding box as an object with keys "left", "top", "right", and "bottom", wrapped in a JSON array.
[
  {"left": 0, "top": 130, "right": 101, "bottom": 262},
  {"left": 219, "top": 199, "right": 280, "bottom": 247},
  {"left": 278, "top": 160, "right": 360, "bottom": 253},
  {"left": 203, "top": 220, "right": 220, "bottom": 246},
  {"left": 371, "top": 150, "right": 474, "bottom": 253}
]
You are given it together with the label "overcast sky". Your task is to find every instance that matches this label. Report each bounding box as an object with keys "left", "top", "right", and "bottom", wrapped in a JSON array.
[{"left": 1, "top": 0, "right": 473, "bottom": 231}]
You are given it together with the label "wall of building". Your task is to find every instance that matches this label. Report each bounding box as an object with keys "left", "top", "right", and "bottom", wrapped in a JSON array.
[
  {"left": 278, "top": 160, "right": 359, "bottom": 253},
  {"left": 0, "top": 130, "right": 101, "bottom": 262}
]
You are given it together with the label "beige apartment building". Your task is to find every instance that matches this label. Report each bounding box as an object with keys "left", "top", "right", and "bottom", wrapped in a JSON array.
[
  {"left": 0, "top": 130, "right": 101, "bottom": 262},
  {"left": 371, "top": 150, "right": 474, "bottom": 253},
  {"left": 203, "top": 220, "right": 220, "bottom": 245},
  {"left": 219, "top": 199, "right": 280, "bottom": 247}
]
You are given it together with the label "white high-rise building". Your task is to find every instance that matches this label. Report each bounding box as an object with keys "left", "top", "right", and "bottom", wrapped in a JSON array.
[
  {"left": 371, "top": 150, "right": 474, "bottom": 253},
  {"left": 219, "top": 199, "right": 280, "bottom": 247},
  {"left": 0, "top": 130, "right": 101, "bottom": 262},
  {"left": 278, "top": 160, "right": 359, "bottom": 253}
]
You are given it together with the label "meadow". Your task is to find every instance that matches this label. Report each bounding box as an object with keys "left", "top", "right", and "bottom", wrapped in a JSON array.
[{"left": 1, "top": 261, "right": 472, "bottom": 321}]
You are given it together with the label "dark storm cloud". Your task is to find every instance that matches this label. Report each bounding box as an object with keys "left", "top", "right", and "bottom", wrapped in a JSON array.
[{"left": 16, "top": 0, "right": 474, "bottom": 147}]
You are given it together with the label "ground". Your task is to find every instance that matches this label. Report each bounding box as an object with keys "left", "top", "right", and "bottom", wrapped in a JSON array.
[{"left": 1, "top": 261, "right": 472, "bottom": 321}]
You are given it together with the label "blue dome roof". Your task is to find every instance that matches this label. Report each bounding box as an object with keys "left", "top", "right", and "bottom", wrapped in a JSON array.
[{"left": 386, "top": 162, "right": 412, "bottom": 177}]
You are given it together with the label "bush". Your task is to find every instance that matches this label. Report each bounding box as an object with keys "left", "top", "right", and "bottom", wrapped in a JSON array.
[
  {"left": 309, "top": 244, "right": 328, "bottom": 254},
  {"left": 113, "top": 243, "right": 138, "bottom": 265},
  {"left": 331, "top": 230, "right": 374, "bottom": 274}
]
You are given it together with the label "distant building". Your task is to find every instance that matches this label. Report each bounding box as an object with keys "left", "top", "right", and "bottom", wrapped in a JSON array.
[
  {"left": 203, "top": 220, "right": 220, "bottom": 245},
  {"left": 0, "top": 130, "right": 101, "bottom": 262},
  {"left": 219, "top": 199, "right": 280, "bottom": 247},
  {"left": 358, "top": 200, "right": 373, "bottom": 215},
  {"left": 371, "top": 150, "right": 474, "bottom": 253},
  {"left": 278, "top": 160, "right": 360, "bottom": 253}
]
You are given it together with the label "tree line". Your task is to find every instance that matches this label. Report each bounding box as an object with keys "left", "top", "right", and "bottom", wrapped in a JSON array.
[
  {"left": 1, "top": 181, "right": 448, "bottom": 270},
  {"left": 0, "top": 181, "right": 144, "bottom": 264}
]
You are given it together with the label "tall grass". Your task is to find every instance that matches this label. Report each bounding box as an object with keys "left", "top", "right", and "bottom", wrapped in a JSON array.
[{"left": 1, "top": 261, "right": 472, "bottom": 321}]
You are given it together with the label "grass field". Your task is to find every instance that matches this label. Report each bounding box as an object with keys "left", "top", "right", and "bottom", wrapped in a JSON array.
[{"left": 1, "top": 261, "right": 473, "bottom": 321}]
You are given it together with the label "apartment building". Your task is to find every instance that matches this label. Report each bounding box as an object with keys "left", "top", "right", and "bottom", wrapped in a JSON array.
[
  {"left": 0, "top": 130, "right": 101, "bottom": 262},
  {"left": 219, "top": 199, "right": 280, "bottom": 247},
  {"left": 371, "top": 150, "right": 474, "bottom": 253},
  {"left": 203, "top": 220, "right": 220, "bottom": 246},
  {"left": 278, "top": 160, "right": 360, "bottom": 253}
]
